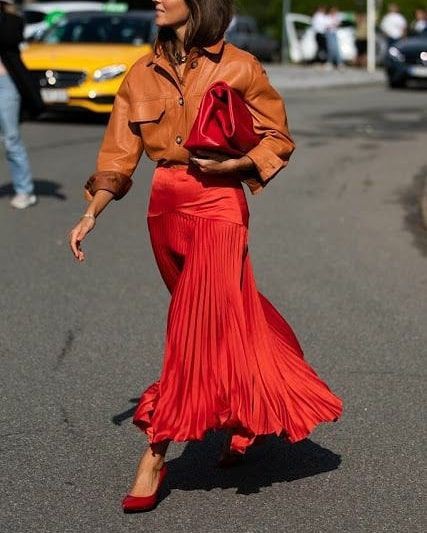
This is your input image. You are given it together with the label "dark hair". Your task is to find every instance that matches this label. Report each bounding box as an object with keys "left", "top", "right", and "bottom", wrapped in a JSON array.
[{"left": 156, "top": 0, "right": 234, "bottom": 62}]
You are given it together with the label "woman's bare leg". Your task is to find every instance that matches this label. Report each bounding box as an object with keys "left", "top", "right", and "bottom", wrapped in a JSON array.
[{"left": 128, "top": 440, "right": 170, "bottom": 496}]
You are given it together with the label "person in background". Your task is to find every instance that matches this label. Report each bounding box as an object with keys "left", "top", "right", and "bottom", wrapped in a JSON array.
[
  {"left": 325, "top": 6, "right": 344, "bottom": 70},
  {"left": 312, "top": 5, "right": 328, "bottom": 63},
  {"left": 355, "top": 11, "right": 368, "bottom": 68},
  {"left": 411, "top": 8, "right": 427, "bottom": 34},
  {"left": 380, "top": 3, "right": 407, "bottom": 47},
  {"left": 0, "top": 0, "right": 43, "bottom": 209}
]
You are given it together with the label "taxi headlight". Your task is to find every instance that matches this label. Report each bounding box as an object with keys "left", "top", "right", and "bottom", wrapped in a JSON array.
[
  {"left": 93, "top": 64, "right": 127, "bottom": 81},
  {"left": 388, "top": 47, "right": 405, "bottom": 62}
]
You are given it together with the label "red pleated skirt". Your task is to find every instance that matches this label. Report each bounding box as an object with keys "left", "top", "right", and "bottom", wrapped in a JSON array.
[{"left": 133, "top": 165, "right": 343, "bottom": 453}]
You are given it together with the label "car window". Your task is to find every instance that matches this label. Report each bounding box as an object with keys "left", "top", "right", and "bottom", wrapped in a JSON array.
[
  {"left": 24, "top": 10, "right": 46, "bottom": 24},
  {"left": 294, "top": 20, "right": 311, "bottom": 38},
  {"left": 235, "top": 21, "right": 251, "bottom": 34},
  {"left": 41, "top": 15, "right": 152, "bottom": 44},
  {"left": 247, "top": 19, "right": 258, "bottom": 33}
]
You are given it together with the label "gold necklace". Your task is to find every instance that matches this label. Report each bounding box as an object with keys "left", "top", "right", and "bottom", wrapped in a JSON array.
[{"left": 174, "top": 51, "right": 188, "bottom": 65}]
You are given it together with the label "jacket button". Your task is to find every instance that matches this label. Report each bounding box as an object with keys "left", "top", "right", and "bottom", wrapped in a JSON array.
[
  {"left": 190, "top": 60, "right": 198, "bottom": 69},
  {"left": 178, "top": 97, "right": 184, "bottom": 106},
  {"left": 175, "top": 135, "right": 183, "bottom": 145}
]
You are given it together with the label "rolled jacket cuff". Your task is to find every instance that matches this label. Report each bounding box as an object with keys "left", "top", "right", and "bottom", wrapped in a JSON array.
[
  {"left": 246, "top": 145, "right": 287, "bottom": 183},
  {"left": 241, "top": 174, "right": 264, "bottom": 195},
  {"left": 84, "top": 171, "right": 132, "bottom": 200}
]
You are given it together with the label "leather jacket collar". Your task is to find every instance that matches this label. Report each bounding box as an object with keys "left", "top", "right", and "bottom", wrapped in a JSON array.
[{"left": 148, "top": 39, "right": 225, "bottom": 67}]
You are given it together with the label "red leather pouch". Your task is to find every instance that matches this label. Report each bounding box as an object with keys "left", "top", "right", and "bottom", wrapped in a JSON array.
[{"left": 184, "top": 81, "right": 260, "bottom": 157}]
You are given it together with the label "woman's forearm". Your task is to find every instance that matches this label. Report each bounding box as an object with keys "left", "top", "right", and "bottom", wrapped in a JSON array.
[
  {"left": 84, "top": 189, "right": 114, "bottom": 218},
  {"left": 232, "top": 155, "right": 255, "bottom": 172}
]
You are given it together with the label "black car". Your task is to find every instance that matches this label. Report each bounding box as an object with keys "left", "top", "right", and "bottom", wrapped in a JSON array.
[
  {"left": 385, "top": 31, "right": 427, "bottom": 88},
  {"left": 225, "top": 16, "right": 279, "bottom": 63}
]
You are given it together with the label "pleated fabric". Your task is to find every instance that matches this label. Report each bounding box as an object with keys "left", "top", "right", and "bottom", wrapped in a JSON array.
[{"left": 133, "top": 166, "right": 343, "bottom": 453}]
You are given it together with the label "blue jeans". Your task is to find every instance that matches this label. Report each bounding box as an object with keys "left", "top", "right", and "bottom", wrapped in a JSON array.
[
  {"left": 326, "top": 30, "right": 343, "bottom": 66},
  {"left": 0, "top": 73, "right": 34, "bottom": 195}
]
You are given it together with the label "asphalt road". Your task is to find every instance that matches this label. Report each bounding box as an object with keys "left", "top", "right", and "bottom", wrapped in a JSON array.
[{"left": 1, "top": 85, "right": 426, "bottom": 533}]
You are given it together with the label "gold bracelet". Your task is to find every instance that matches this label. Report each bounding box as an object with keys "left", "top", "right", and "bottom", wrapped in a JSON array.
[{"left": 81, "top": 213, "right": 96, "bottom": 223}]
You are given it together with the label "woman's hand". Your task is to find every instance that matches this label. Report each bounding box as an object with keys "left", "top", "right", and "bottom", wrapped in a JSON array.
[
  {"left": 190, "top": 150, "right": 236, "bottom": 174},
  {"left": 190, "top": 151, "right": 254, "bottom": 174},
  {"left": 68, "top": 189, "right": 114, "bottom": 262},
  {"left": 69, "top": 216, "right": 96, "bottom": 262}
]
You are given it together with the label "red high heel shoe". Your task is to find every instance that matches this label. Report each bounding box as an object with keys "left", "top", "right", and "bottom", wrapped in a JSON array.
[{"left": 122, "top": 464, "right": 168, "bottom": 513}]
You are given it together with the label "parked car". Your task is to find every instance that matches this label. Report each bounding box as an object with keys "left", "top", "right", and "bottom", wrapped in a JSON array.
[
  {"left": 23, "top": 2, "right": 111, "bottom": 40},
  {"left": 22, "top": 11, "right": 155, "bottom": 113},
  {"left": 285, "top": 12, "right": 386, "bottom": 65},
  {"left": 226, "top": 15, "right": 280, "bottom": 62},
  {"left": 385, "top": 32, "right": 427, "bottom": 88}
]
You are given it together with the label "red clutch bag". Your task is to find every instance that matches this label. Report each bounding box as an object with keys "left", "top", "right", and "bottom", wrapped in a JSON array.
[{"left": 184, "top": 81, "right": 260, "bottom": 157}]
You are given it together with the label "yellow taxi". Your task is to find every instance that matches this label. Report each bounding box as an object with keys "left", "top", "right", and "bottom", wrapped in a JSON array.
[{"left": 22, "top": 10, "right": 155, "bottom": 113}]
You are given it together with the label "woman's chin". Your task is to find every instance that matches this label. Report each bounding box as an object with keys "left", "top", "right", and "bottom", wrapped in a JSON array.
[
  {"left": 155, "top": 14, "right": 169, "bottom": 27},
  {"left": 155, "top": 13, "right": 189, "bottom": 29}
]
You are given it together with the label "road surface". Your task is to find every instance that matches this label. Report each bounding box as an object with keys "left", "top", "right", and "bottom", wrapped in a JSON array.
[{"left": 1, "top": 85, "right": 426, "bottom": 532}]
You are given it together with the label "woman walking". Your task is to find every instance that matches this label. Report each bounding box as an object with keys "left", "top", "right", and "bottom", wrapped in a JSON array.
[
  {"left": 0, "top": 0, "right": 43, "bottom": 209},
  {"left": 69, "top": 0, "right": 343, "bottom": 512}
]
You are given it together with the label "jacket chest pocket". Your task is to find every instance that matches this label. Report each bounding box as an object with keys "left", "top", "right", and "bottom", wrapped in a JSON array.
[{"left": 129, "top": 99, "right": 168, "bottom": 153}]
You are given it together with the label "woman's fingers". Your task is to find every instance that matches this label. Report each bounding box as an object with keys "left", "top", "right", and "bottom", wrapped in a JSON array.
[
  {"left": 69, "top": 230, "right": 79, "bottom": 259},
  {"left": 195, "top": 159, "right": 211, "bottom": 172},
  {"left": 69, "top": 229, "right": 83, "bottom": 261},
  {"left": 69, "top": 220, "right": 93, "bottom": 261},
  {"left": 192, "top": 157, "right": 234, "bottom": 174},
  {"left": 192, "top": 157, "right": 218, "bottom": 172},
  {"left": 76, "top": 231, "right": 86, "bottom": 262}
]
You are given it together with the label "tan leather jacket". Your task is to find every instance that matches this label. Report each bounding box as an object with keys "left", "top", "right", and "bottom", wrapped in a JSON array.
[{"left": 85, "top": 39, "right": 295, "bottom": 200}]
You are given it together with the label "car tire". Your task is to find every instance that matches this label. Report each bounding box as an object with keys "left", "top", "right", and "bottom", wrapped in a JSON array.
[{"left": 388, "top": 77, "right": 406, "bottom": 89}]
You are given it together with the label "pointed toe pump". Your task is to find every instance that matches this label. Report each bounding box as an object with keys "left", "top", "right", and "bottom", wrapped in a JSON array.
[{"left": 122, "top": 464, "right": 168, "bottom": 513}]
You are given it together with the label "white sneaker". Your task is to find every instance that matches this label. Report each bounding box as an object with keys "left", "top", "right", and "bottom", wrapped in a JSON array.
[{"left": 10, "top": 193, "right": 37, "bottom": 209}]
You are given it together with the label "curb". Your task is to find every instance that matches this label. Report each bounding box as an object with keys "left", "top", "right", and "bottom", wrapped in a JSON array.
[
  {"left": 273, "top": 79, "right": 384, "bottom": 91},
  {"left": 265, "top": 66, "right": 384, "bottom": 91}
]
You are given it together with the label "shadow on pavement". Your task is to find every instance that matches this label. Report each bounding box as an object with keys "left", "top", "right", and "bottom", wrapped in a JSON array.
[
  {"left": 166, "top": 433, "right": 341, "bottom": 495},
  {"left": 111, "top": 397, "right": 140, "bottom": 426},
  {"left": 395, "top": 164, "right": 427, "bottom": 256},
  {"left": 0, "top": 179, "right": 67, "bottom": 200},
  {"left": 111, "top": 400, "right": 341, "bottom": 495}
]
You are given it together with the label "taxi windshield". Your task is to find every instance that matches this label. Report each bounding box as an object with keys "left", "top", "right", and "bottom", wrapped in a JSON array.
[{"left": 41, "top": 14, "right": 152, "bottom": 45}]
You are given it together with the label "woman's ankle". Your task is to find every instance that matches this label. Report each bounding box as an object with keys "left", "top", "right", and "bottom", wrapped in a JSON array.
[{"left": 142, "top": 441, "right": 169, "bottom": 469}]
